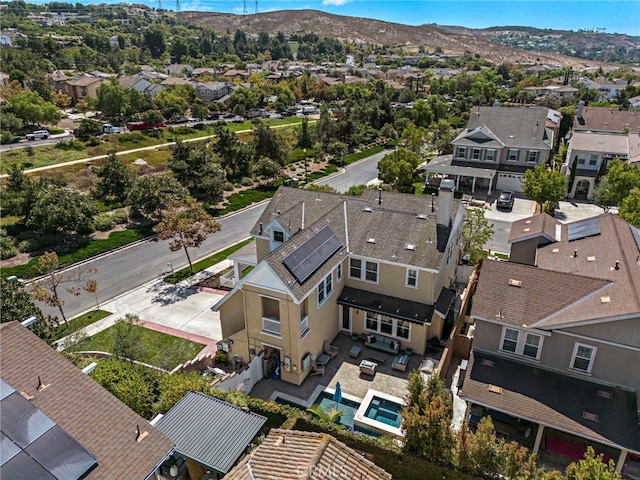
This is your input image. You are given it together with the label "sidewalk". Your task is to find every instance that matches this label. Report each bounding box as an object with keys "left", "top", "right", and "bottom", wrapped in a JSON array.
[{"left": 56, "top": 260, "right": 232, "bottom": 354}]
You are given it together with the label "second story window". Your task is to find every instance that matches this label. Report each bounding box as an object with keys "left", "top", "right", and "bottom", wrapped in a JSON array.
[
  {"left": 570, "top": 343, "right": 597, "bottom": 373},
  {"left": 365, "top": 261, "right": 378, "bottom": 282},
  {"left": 337, "top": 262, "right": 343, "bottom": 281},
  {"left": 456, "top": 147, "right": 466, "bottom": 158},
  {"left": 527, "top": 151, "right": 539, "bottom": 163},
  {"left": 317, "top": 273, "right": 333, "bottom": 306},
  {"left": 472, "top": 148, "right": 481, "bottom": 160},
  {"left": 486, "top": 149, "right": 496, "bottom": 161},
  {"left": 273, "top": 230, "right": 284, "bottom": 243},
  {"left": 589, "top": 155, "right": 598, "bottom": 166},
  {"left": 500, "top": 327, "right": 543, "bottom": 360},
  {"left": 406, "top": 269, "right": 417, "bottom": 287},
  {"left": 349, "top": 258, "right": 362, "bottom": 278},
  {"left": 508, "top": 149, "right": 519, "bottom": 161}
]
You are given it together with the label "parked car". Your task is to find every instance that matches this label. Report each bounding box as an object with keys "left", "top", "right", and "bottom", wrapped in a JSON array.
[
  {"left": 26, "top": 130, "right": 50, "bottom": 141},
  {"left": 206, "top": 112, "right": 220, "bottom": 120},
  {"left": 173, "top": 117, "right": 190, "bottom": 124},
  {"left": 496, "top": 190, "right": 515, "bottom": 210}
]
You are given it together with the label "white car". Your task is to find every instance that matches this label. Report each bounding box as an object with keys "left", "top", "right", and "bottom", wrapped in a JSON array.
[{"left": 26, "top": 130, "right": 50, "bottom": 141}]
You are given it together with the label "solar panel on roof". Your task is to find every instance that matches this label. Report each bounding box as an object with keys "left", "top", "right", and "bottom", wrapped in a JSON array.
[
  {"left": 567, "top": 217, "right": 600, "bottom": 242},
  {"left": 630, "top": 225, "right": 640, "bottom": 253},
  {"left": 1, "top": 433, "right": 21, "bottom": 467},
  {"left": 2, "top": 451, "right": 56, "bottom": 480},
  {"left": 283, "top": 225, "right": 342, "bottom": 284},
  {"left": 0, "top": 392, "right": 55, "bottom": 448},
  {"left": 0, "top": 379, "right": 15, "bottom": 401}
]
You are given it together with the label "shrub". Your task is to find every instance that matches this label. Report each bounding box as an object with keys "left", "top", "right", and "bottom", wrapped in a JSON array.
[
  {"left": 118, "top": 132, "right": 145, "bottom": 143},
  {"left": 112, "top": 210, "right": 128, "bottom": 224},
  {"left": 55, "top": 139, "right": 85, "bottom": 151},
  {"left": 223, "top": 182, "right": 234, "bottom": 191},
  {"left": 241, "top": 177, "right": 254, "bottom": 186},
  {"left": 85, "top": 136, "right": 100, "bottom": 147},
  {"left": 93, "top": 214, "right": 116, "bottom": 231},
  {"left": 145, "top": 129, "right": 162, "bottom": 138},
  {"left": 18, "top": 239, "right": 36, "bottom": 253}
]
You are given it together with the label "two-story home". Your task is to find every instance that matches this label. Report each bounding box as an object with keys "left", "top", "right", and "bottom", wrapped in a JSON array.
[
  {"left": 573, "top": 102, "right": 640, "bottom": 134},
  {"left": 61, "top": 76, "right": 104, "bottom": 104},
  {"left": 213, "top": 184, "right": 466, "bottom": 385},
  {"left": 426, "top": 106, "right": 556, "bottom": 195},
  {"left": 565, "top": 131, "right": 630, "bottom": 199},
  {"left": 195, "top": 81, "right": 233, "bottom": 102},
  {"left": 460, "top": 213, "right": 640, "bottom": 474}
]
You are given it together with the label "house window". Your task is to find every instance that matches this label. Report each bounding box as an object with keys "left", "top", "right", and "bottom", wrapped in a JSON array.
[
  {"left": 527, "top": 151, "right": 539, "bottom": 163},
  {"left": 486, "top": 149, "right": 496, "bottom": 161},
  {"left": 406, "top": 269, "right": 417, "bottom": 287},
  {"left": 508, "top": 149, "right": 519, "bottom": 161},
  {"left": 456, "top": 147, "right": 466, "bottom": 159},
  {"left": 472, "top": 148, "right": 481, "bottom": 160},
  {"left": 380, "top": 316, "right": 393, "bottom": 335},
  {"left": 589, "top": 155, "right": 598, "bottom": 166},
  {"left": 273, "top": 230, "right": 284, "bottom": 243},
  {"left": 337, "top": 262, "right": 343, "bottom": 281},
  {"left": 501, "top": 328, "right": 519, "bottom": 353},
  {"left": 365, "top": 261, "right": 378, "bottom": 282},
  {"left": 365, "top": 312, "right": 378, "bottom": 331},
  {"left": 349, "top": 258, "right": 362, "bottom": 278},
  {"left": 500, "top": 327, "right": 543, "bottom": 359},
  {"left": 396, "top": 320, "right": 410, "bottom": 339},
  {"left": 317, "top": 273, "right": 333, "bottom": 306},
  {"left": 570, "top": 343, "right": 597, "bottom": 373},
  {"left": 578, "top": 158, "right": 586, "bottom": 165}
]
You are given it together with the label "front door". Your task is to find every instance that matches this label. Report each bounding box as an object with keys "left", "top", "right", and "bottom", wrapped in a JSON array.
[{"left": 339, "top": 305, "right": 351, "bottom": 333}]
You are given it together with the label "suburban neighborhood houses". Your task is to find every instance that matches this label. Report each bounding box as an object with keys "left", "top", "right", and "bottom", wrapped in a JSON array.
[{"left": 2, "top": 1, "right": 640, "bottom": 480}]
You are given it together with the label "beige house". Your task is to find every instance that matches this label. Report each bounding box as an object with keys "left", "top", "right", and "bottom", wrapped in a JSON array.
[
  {"left": 460, "top": 213, "right": 640, "bottom": 473},
  {"left": 213, "top": 185, "right": 466, "bottom": 385},
  {"left": 61, "top": 76, "right": 104, "bottom": 104}
]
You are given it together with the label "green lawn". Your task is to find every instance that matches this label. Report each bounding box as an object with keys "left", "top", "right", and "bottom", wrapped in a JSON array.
[
  {"left": 1, "top": 145, "right": 89, "bottom": 172},
  {"left": 67, "top": 323, "right": 205, "bottom": 368},
  {"left": 56, "top": 309, "right": 112, "bottom": 339},
  {"left": 164, "top": 237, "right": 254, "bottom": 284}
]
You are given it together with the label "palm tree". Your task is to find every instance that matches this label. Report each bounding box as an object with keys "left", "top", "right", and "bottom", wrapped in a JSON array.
[{"left": 306, "top": 404, "right": 344, "bottom": 424}]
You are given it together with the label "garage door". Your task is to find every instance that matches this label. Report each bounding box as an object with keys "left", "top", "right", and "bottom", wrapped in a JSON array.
[{"left": 496, "top": 173, "right": 524, "bottom": 192}]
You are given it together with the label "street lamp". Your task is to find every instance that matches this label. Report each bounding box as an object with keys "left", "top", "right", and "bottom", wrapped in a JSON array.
[
  {"left": 167, "top": 261, "right": 174, "bottom": 274},
  {"left": 303, "top": 148, "right": 308, "bottom": 185}
]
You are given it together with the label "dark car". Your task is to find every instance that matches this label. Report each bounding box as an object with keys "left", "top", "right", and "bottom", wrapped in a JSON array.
[
  {"left": 496, "top": 190, "right": 515, "bottom": 210},
  {"left": 173, "top": 117, "right": 190, "bottom": 124}
]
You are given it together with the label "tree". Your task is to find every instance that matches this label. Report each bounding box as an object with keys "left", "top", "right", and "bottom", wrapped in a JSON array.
[
  {"left": 462, "top": 208, "right": 494, "bottom": 265},
  {"left": 521, "top": 165, "right": 566, "bottom": 214},
  {"left": 600, "top": 159, "right": 640, "bottom": 208},
  {"left": 96, "top": 79, "right": 129, "bottom": 118},
  {"left": 565, "top": 446, "right": 621, "bottom": 480},
  {"left": 77, "top": 118, "right": 103, "bottom": 137},
  {"left": 377, "top": 149, "right": 419, "bottom": 193},
  {"left": 153, "top": 89, "right": 189, "bottom": 120},
  {"left": 297, "top": 116, "right": 313, "bottom": 149},
  {"left": 112, "top": 314, "right": 145, "bottom": 362},
  {"left": 1, "top": 278, "right": 58, "bottom": 344},
  {"left": 619, "top": 188, "right": 640, "bottom": 227},
  {"left": 153, "top": 198, "right": 221, "bottom": 271},
  {"left": 252, "top": 123, "right": 289, "bottom": 165},
  {"left": 93, "top": 152, "right": 135, "bottom": 203},
  {"left": 168, "top": 141, "right": 226, "bottom": 198},
  {"left": 306, "top": 404, "right": 345, "bottom": 423},
  {"left": 9, "top": 90, "right": 61, "bottom": 126},
  {"left": 127, "top": 174, "right": 189, "bottom": 222},
  {"left": 252, "top": 157, "right": 282, "bottom": 183},
  {"left": 31, "top": 251, "right": 97, "bottom": 326},
  {"left": 155, "top": 371, "right": 212, "bottom": 414},
  {"left": 26, "top": 188, "right": 96, "bottom": 237}
]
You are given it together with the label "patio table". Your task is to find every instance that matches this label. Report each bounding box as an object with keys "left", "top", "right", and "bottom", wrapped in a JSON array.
[{"left": 316, "top": 353, "right": 331, "bottom": 366}]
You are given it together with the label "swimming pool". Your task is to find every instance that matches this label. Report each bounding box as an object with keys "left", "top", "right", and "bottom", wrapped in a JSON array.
[
  {"left": 354, "top": 389, "right": 405, "bottom": 437},
  {"left": 364, "top": 396, "right": 402, "bottom": 428}
]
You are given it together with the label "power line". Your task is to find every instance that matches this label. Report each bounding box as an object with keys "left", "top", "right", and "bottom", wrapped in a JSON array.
[
  {"left": 243, "top": 0, "right": 247, "bottom": 14},
  {"left": 255, "top": 0, "right": 259, "bottom": 13},
  {"left": 176, "top": 0, "right": 180, "bottom": 11}
]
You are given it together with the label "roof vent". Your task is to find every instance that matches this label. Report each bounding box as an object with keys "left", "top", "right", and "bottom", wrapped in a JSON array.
[
  {"left": 614, "top": 260, "right": 620, "bottom": 270},
  {"left": 363, "top": 207, "right": 373, "bottom": 212},
  {"left": 597, "top": 390, "right": 613, "bottom": 399},
  {"left": 600, "top": 296, "right": 611, "bottom": 304},
  {"left": 524, "top": 228, "right": 530, "bottom": 232},
  {"left": 582, "top": 411, "right": 599, "bottom": 422},
  {"left": 481, "top": 359, "right": 495, "bottom": 367},
  {"left": 508, "top": 279, "right": 522, "bottom": 287},
  {"left": 405, "top": 244, "right": 416, "bottom": 251},
  {"left": 552, "top": 248, "right": 559, "bottom": 253},
  {"left": 525, "top": 220, "right": 532, "bottom": 224},
  {"left": 416, "top": 214, "right": 428, "bottom": 220},
  {"left": 488, "top": 385, "right": 503, "bottom": 394},
  {"left": 587, "top": 256, "right": 596, "bottom": 262},
  {"left": 367, "top": 238, "right": 376, "bottom": 244}
]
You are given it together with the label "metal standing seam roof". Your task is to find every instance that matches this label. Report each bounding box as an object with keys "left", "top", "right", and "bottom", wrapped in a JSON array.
[{"left": 154, "top": 391, "right": 267, "bottom": 474}]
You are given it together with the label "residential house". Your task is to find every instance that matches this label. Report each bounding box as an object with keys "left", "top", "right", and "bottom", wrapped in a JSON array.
[
  {"left": 152, "top": 391, "right": 266, "bottom": 479},
  {"left": 160, "top": 77, "right": 198, "bottom": 89},
  {"left": 109, "top": 35, "right": 119, "bottom": 48},
  {"left": 49, "top": 69, "right": 71, "bottom": 92},
  {"left": 191, "top": 67, "right": 219, "bottom": 77},
  {"left": 195, "top": 81, "right": 233, "bottom": 102},
  {"left": 225, "top": 429, "right": 392, "bottom": 479},
  {"left": 0, "top": 72, "right": 10, "bottom": 86},
  {"left": 223, "top": 69, "right": 252, "bottom": 82},
  {"left": 565, "top": 131, "right": 630, "bottom": 199},
  {"left": 523, "top": 84, "right": 578, "bottom": 101},
  {"left": 460, "top": 213, "right": 640, "bottom": 474},
  {"left": 119, "top": 75, "right": 152, "bottom": 94},
  {"left": 426, "top": 106, "right": 556, "bottom": 194},
  {"left": 0, "top": 29, "right": 27, "bottom": 47},
  {"left": 61, "top": 76, "right": 104, "bottom": 104},
  {"left": 0, "top": 321, "right": 175, "bottom": 479},
  {"left": 213, "top": 185, "right": 465, "bottom": 385},
  {"left": 573, "top": 101, "right": 640, "bottom": 134},
  {"left": 164, "top": 63, "right": 193, "bottom": 76},
  {"left": 580, "top": 76, "right": 628, "bottom": 100}
]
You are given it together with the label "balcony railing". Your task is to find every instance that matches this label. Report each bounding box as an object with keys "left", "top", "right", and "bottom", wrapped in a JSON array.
[
  {"left": 300, "top": 315, "right": 309, "bottom": 339},
  {"left": 262, "top": 317, "right": 281, "bottom": 336}
]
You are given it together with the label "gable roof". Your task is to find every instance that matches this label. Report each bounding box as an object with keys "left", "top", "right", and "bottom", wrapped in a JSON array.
[
  {"left": 225, "top": 429, "right": 392, "bottom": 480},
  {"left": 508, "top": 213, "right": 558, "bottom": 244},
  {"left": 458, "top": 106, "right": 553, "bottom": 150},
  {"left": 154, "top": 391, "right": 266, "bottom": 475},
  {"left": 573, "top": 106, "right": 640, "bottom": 133},
  {"left": 0, "top": 322, "right": 175, "bottom": 479},
  {"left": 569, "top": 131, "right": 629, "bottom": 156}
]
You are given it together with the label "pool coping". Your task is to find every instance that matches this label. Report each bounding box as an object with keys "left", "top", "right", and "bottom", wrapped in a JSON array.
[{"left": 353, "top": 389, "right": 405, "bottom": 438}]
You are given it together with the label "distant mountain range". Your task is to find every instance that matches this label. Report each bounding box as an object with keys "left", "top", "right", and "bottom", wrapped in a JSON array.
[{"left": 174, "top": 10, "right": 639, "bottom": 67}]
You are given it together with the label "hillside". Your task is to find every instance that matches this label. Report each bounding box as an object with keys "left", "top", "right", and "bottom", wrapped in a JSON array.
[{"left": 174, "top": 9, "right": 621, "bottom": 68}]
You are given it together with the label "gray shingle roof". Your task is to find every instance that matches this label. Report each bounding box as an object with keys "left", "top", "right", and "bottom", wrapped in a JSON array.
[
  {"left": 154, "top": 391, "right": 266, "bottom": 474},
  {"left": 338, "top": 286, "right": 435, "bottom": 324},
  {"left": 460, "top": 351, "right": 640, "bottom": 453}
]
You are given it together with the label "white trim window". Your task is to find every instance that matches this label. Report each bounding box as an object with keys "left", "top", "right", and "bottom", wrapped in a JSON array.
[
  {"left": 589, "top": 154, "right": 598, "bottom": 166},
  {"left": 456, "top": 146, "right": 466, "bottom": 159},
  {"left": 365, "top": 313, "right": 411, "bottom": 341},
  {"left": 349, "top": 258, "right": 362, "bottom": 278},
  {"left": 508, "top": 149, "right": 519, "bottom": 161},
  {"left": 472, "top": 148, "right": 481, "bottom": 160},
  {"left": 365, "top": 261, "right": 378, "bottom": 282},
  {"left": 486, "top": 149, "right": 496, "bottom": 162},
  {"left": 365, "top": 312, "right": 378, "bottom": 331},
  {"left": 406, "top": 268, "right": 417, "bottom": 288},
  {"left": 350, "top": 257, "right": 379, "bottom": 283},
  {"left": 317, "top": 273, "right": 333, "bottom": 306},
  {"left": 527, "top": 151, "right": 539, "bottom": 163},
  {"left": 570, "top": 343, "right": 597, "bottom": 373},
  {"left": 500, "top": 327, "right": 543, "bottom": 359},
  {"left": 336, "top": 262, "right": 343, "bottom": 281}
]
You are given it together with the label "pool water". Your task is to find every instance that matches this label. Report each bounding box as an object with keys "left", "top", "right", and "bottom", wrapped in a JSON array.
[
  {"left": 313, "top": 391, "right": 360, "bottom": 428},
  {"left": 364, "top": 397, "right": 402, "bottom": 428}
]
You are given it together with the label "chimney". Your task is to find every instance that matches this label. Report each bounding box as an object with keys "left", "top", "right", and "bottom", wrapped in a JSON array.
[
  {"left": 614, "top": 260, "right": 620, "bottom": 270},
  {"left": 573, "top": 249, "right": 578, "bottom": 258},
  {"left": 437, "top": 179, "right": 455, "bottom": 227},
  {"left": 259, "top": 223, "right": 263, "bottom": 235},
  {"left": 576, "top": 100, "right": 585, "bottom": 121}
]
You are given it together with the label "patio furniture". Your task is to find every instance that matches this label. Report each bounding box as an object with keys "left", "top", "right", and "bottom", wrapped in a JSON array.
[
  {"left": 359, "top": 359, "right": 377, "bottom": 377},
  {"left": 310, "top": 356, "right": 325, "bottom": 376},
  {"left": 391, "top": 354, "right": 409, "bottom": 372},
  {"left": 349, "top": 345, "right": 362, "bottom": 358},
  {"left": 365, "top": 350, "right": 386, "bottom": 364},
  {"left": 323, "top": 340, "right": 339, "bottom": 359},
  {"left": 364, "top": 333, "right": 400, "bottom": 355},
  {"left": 316, "top": 353, "right": 331, "bottom": 367}
]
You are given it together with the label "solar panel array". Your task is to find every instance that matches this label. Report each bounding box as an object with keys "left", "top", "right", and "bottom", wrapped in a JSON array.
[
  {"left": 0, "top": 378, "right": 97, "bottom": 480},
  {"left": 631, "top": 225, "right": 640, "bottom": 253},
  {"left": 283, "top": 225, "right": 342, "bottom": 284},
  {"left": 567, "top": 217, "right": 601, "bottom": 242}
]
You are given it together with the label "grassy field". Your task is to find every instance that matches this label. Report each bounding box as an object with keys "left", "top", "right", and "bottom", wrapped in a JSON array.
[
  {"left": 56, "top": 309, "right": 112, "bottom": 338},
  {"left": 67, "top": 323, "right": 206, "bottom": 368}
]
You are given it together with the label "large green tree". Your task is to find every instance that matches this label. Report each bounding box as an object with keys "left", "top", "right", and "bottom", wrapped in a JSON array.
[
  {"left": 521, "top": 165, "right": 566, "bottom": 214},
  {"left": 1, "top": 278, "right": 58, "bottom": 344},
  {"left": 252, "top": 123, "right": 289, "bottom": 164},
  {"left": 127, "top": 174, "right": 189, "bottom": 222},
  {"left": 377, "top": 149, "right": 419, "bottom": 193},
  {"left": 599, "top": 159, "right": 640, "bottom": 208},
  {"left": 9, "top": 90, "right": 61, "bottom": 126},
  {"left": 96, "top": 79, "right": 129, "bottom": 118},
  {"left": 462, "top": 208, "right": 494, "bottom": 264},
  {"left": 26, "top": 188, "right": 96, "bottom": 237},
  {"left": 619, "top": 188, "right": 640, "bottom": 227},
  {"left": 153, "top": 197, "right": 221, "bottom": 271},
  {"left": 93, "top": 152, "right": 135, "bottom": 203}
]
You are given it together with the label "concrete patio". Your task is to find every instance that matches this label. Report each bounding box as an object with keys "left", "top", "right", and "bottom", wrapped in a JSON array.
[{"left": 249, "top": 333, "right": 442, "bottom": 406}]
